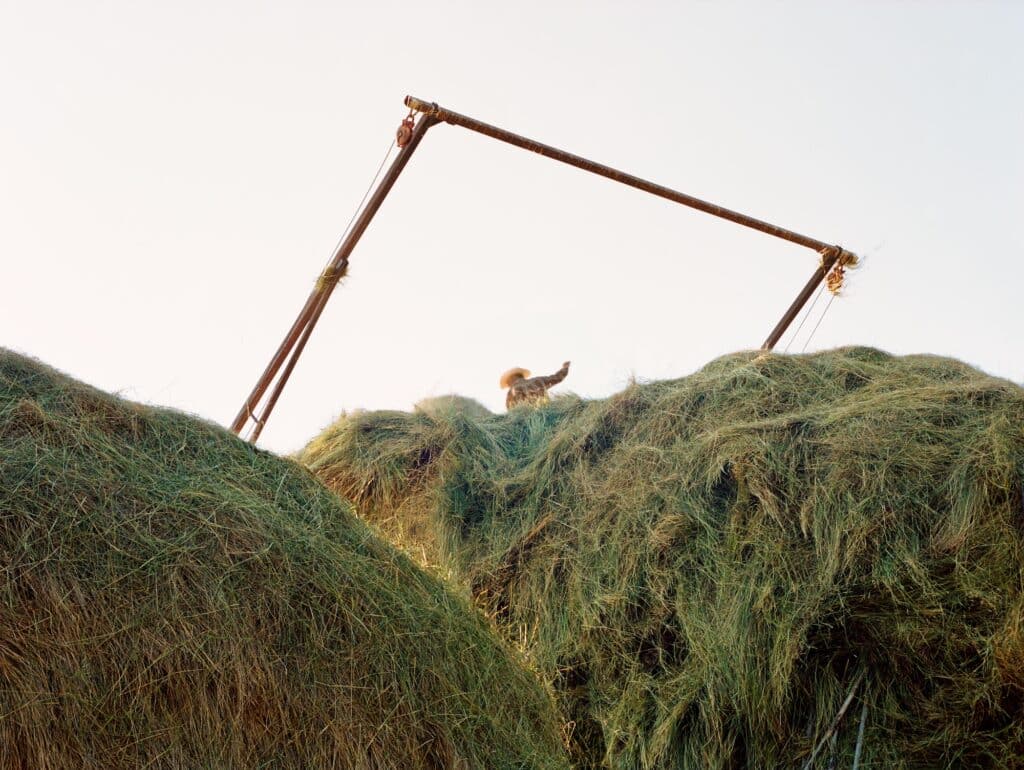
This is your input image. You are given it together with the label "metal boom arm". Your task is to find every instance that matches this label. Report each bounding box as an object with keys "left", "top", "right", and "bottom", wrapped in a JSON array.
[
  {"left": 229, "top": 112, "right": 437, "bottom": 436},
  {"left": 232, "top": 96, "right": 855, "bottom": 440}
]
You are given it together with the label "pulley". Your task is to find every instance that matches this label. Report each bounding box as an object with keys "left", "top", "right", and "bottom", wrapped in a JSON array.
[{"left": 396, "top": 111, "right": 416, "bottom": 148}]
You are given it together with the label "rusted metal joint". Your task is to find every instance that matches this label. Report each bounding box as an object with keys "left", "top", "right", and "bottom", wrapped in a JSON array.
[
  {"left": 404, "top": 96, "right": 438, "bottom": 116},
  {"left": 761, "top": 245, "right": 858, "bottom": 351},
  {"left": 821, "top": 247, "right": 858, "bottom": 296},
  {"left": 819, "top": 245, "right": 857, "bottom": 268},
  {"left": 396, "top": 111, "right": 416, "bottom": 148}
]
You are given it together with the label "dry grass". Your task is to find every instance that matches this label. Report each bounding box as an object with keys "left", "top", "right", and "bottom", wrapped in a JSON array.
[
  {"left": 302, "top": 347, "right": 1024, "bottom": 768},
  {"left": 0, "top": 350, "right": 569, "bottom": 770}
]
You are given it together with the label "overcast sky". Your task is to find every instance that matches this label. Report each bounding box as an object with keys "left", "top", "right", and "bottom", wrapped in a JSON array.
[{"left": 3, "top": 1, "right": 1022, "bottom": 453}]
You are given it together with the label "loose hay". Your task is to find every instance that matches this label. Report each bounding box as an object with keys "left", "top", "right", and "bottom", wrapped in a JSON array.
[
  {"left": 0, "top": 350, "right": 569, "bottom": 770},
  {"left": 302, "top": 347, "right": 1024, "bottom": 768}
]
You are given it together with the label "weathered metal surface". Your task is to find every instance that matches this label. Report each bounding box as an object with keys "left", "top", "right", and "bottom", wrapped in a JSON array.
[
  {"left": 396, "top": 114, "right": 414, "bottom": 148},
  {"left": 761, "top": 248, "right": 841, "bottom": 351},
  {"left": 235, "top": 95, "right": 858, "bottom": 440},
  {"left": 231, "top": 112, "right": 438, "bottom": 435},
  {"left": 404, "top": 95, "right": 836, "bottom": 253},
  {"left": 248, "top": 264, "right": 339, "bottom": 442}
]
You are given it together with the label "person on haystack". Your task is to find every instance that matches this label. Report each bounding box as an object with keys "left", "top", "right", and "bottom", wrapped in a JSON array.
[{"left": 501, "top": 361, "right": 571, "bottom": 409}]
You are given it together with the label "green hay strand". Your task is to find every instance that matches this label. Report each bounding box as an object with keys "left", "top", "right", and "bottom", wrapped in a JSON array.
[
  {"left": 302, "top": 347, "right": 1024, "bottom": 768},
  {"left": 0, "top": 350, "right": 569, "bottom": 770}
]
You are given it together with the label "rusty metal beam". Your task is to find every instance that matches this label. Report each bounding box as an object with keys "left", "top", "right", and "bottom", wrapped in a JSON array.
[
  {"left": 234, "top": 95, "right": 858, "bottom": 441},
  {"left": 761, "top": 248, "right": 842, "bottom": 350},
  {"left": 405, "top": 95, "right": 837, "bottom": 253},
  {"left": 404, "top": 96, "right": 857, "bottom": 351},
  {"left": 230, "top": 112, "right": 438, "bottom": 435},
  {"left": 248, "top": 267, "right": 338, "bottom": 443}
]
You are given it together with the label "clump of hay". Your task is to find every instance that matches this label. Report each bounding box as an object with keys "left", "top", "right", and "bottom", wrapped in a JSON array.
[
  {"left": 302, "top": 347, "right": 1024, "bottom": 768},
  {"left": 0, "top": 350, "right": 569, "bottom": 770},
  {"left": 415, "top": 394, "right": 493, "bottom": 421},
  {"left": 300, "top": 408, "right": 461, "bottom": 572}
]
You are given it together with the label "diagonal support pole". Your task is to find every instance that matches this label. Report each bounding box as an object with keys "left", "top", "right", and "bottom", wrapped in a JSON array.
[
  {"left": 230, "top": 112, "right": 437, "bottom": 436},
  {"left": 762, "top": 248, "right": 839, "bottom": 351},
  {"left": 233, "top": 95, "right": 859, "bottom": 441}
]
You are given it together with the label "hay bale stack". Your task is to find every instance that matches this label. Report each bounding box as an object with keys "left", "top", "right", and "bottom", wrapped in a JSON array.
[
  {"left": 302, "top": 347, "right": 1024, "bottom": 768},
  {"left": 0, "top": 350, "right": 569, "bottom": 770}
]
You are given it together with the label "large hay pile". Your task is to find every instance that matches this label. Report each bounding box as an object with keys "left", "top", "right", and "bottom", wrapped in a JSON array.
[
  {"left": 0, "top": 350, "right": 569, "bottom": 769},
  {"left": 302, "top": 347, "right": 1024, "bottom": 768}
]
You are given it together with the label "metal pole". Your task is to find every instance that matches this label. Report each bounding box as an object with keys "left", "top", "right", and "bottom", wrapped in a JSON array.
[
  {"left": 235, "top": 96, "right": 858, "bottom": 441},
  {"left": 761, "top": 249, "right": 842, "bottom": 350},
  {"left": 404, "top": 96, "right": 857, "bottom": 350},
  {"left": 230, "top": 112, "right": 438, "bottom": 435},
  {"left": 406, "top": 95, "right": 836, "bottom": 253},
  {"left": 249, "top": 268, "right": 338, "bottom": 443}
]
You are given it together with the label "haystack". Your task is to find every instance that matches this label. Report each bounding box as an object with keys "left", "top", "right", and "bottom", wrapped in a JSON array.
[
  {"left": 302, "top": 347, "right": 1024, "bottom": 768},
  {"left": 0, "top": 350, "right": 569, "bottom": 770}
]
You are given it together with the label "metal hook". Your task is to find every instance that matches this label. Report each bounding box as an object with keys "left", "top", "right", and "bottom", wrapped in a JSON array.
[{"left": 396, "top": 112, "right": 416, "bottom": 148}]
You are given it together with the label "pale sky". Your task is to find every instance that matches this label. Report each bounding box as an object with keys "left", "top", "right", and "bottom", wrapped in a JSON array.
[{"left": 3, "top": 1, "right": 1022, "bottom": 453}]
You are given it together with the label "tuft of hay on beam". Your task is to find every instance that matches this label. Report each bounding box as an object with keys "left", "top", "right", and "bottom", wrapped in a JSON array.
[
  {"left": 302, "top": 347, "right": 1024, "bottom": 768},
  {"left": 0, "top": 350, "right": 569, "bottom": 770}
]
